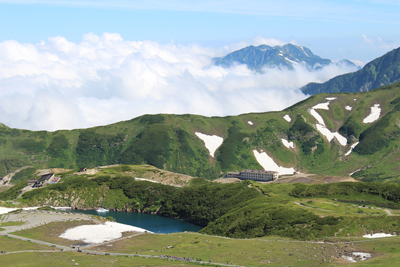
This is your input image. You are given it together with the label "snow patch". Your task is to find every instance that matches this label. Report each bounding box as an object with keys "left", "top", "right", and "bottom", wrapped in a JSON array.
[
  {"left": 308, "top": 106, "right": 347, "bottom": 146},
  {"left": 345, "top": 142, "right": 359, "bottom": 156},
  {"left": 342, "top": 256, "right": 357, "bottom": 263},
  {"left": 283, "top": 114, "right": 291, "bottom": 122},
  {"left": 325, "top": 97, "right": 337, "bottom": 101},
  {"left": 284, "top": 57, "right": 298, "bottom": 64},
  {"left": 59, "top": 222, "right": 150, "bottom": 244},
  {"left": 0, "top": 206, "right": 41, "bottom": 214},
  {"left": 312, "top": 102, "right": 330, "bottom": 110},
  {"left": 353, "top": 252, "right": 372, "bottom": 261},
  {"left": 195, "top": 132, "right": 223, "bottom": 158},
  {"left": 247, "top": 121, "right": 253, "bottom": 125},
  {"left": 363, "top": 233, "right": 395, "bottom": 238},
  {"left": 22, "top": 207, "right": 39, "bottom": 211},
  {"left": 0, "top": 207, "right": 18, "bottom": 214},
  {"left": 315, "top": 124, "right": 347, "bottom": 146},
  {"left": 253, "top": 150, "right": 296, "bottom": 175},
  {"left": 345, "top": 105, "right": 352, "bottom": 111},
  {"left": 135, "top": 178, "right": 160, "bottom": 183},
  {"left": 281, "top": 138, "right": 294, "bottom": 149},
  {"left": 343, "top": 252, "right": 372, "bottom": 262},
  {"left": 300, "top": 46, "right": 309, "bottom": 57},
  {"left": 354, "top": 98, "right": 357, "bottom": 101},
  {"left": 363, "top": 104, "right": 381, "bottom": 123},
  {"left": 309, "top": 109, "right": 325, "bottom": 126}
]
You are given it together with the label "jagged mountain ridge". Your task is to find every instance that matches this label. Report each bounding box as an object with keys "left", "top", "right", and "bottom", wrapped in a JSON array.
[
  {"left": 301, "top": 46, "right": 400, "bottom": 95},
  {"left": 1, "top": 82, "right": 400, "bottom": 183},
  {"left": 214, "top": 43, "right": 356, "bottom": 71}
]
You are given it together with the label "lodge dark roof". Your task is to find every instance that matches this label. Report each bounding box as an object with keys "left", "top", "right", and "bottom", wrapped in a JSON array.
[
  {"left": 37, "top": 173, "right": 54, "bottom": 182},
  {"left": 241, "top": 169, "right": 278, "bottom": 174}
]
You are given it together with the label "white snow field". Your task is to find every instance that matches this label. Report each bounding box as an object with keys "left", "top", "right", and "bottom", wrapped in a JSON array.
[
  {"left": 308, "top": 101, "right": 348, "bottom": 146},
  {"left": 363, "top": 104, "right": 381, "bottom": 123},
  {"left": 195, "top": 132, "right": 223, "bottom": 158},
  {"left": 325, "top": 97, "right": 337, "bottom": 101},
  {"left": 363, "top": 233, "right": 395, "bottom": 238},
  {"left": 309, "top": 109, "right": 325, "bottom": 126},
  {"left": 253, "top": 150, "right": 296, "bottom": 175},
  {"left": 281, "top": 138, "right": 294, "bottom": 149},
  {"left": 315, "top": 124, "right": 347, "bottom": 146},
  {"left": 312, "top": 102, "right": 330, "bottom": 110},
  {"left": 345, "top": 106, "right": 352, "bottom": 111},
  {"left": 247, "top": 121, "right": 253, "bottom": 125},
  {"left": 345, "top": 142, "right": 359, "bottom": 156},
  {"left": 59, "top": 222, "right": 150, "bottom": 244},
  {"left": 283, "top": 114, "right": 291, "bottom": 122}
]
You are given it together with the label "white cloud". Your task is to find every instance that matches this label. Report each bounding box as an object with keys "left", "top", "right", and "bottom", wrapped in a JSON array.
[
  {"left": 0, "top": 33, "right": 358, "bottom": 131},
  {"left": 362, "top": 34, "right": 374, "bottom": 44},
  {"left": 362, "top": 34, "right": 399, "bottom": 51}
]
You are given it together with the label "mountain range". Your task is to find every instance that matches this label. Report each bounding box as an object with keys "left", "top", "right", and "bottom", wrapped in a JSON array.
[
  {"left": 301, "top": 46, "right": 400, "bottom": 95},
  {"left": 214, "top": 43, "right": 357, "bottom": 71},
  {"left": 1, "top": 81, "right": 400, "bottom": 183}
]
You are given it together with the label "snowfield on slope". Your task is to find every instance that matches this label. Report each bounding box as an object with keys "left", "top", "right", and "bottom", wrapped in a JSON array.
[
  {"left": 195, "top": 132, "right": 223, "bottom": 157},
  {"left": 281, "top": 138, "right": 294, "bottom": 149},
  {"left": 345, "top": 142, "right": 359, "bottom": 156},
  {"left": 315, "top": 124, "right": 347, "bottom": 146},
  {"left": 363, "top": 104, "right": 381, "bottom": 123},
  {"left": 308, "top": 100, "right": 347, "bottom": 146},
  {"left": 283, "top": 114, "right": 291, "bottom": 122},
  {"left": 253, "top": 150, "right": 295, "bottom": 175},
  {"left": 312, "top": 102, "right": 330, "bottom": 110},
  {"left": 309, "top": 109, "right": 325, "bottom": 126}
]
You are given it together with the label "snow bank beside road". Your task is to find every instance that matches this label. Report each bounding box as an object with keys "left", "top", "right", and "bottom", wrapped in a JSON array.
[{"left": 363, "top": 233, "right": 395, "bottom": 238}]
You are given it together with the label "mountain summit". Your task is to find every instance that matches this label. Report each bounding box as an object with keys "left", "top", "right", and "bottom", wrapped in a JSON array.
[{"left": 214, "top": 44, "right": 355, "bottom": 71}]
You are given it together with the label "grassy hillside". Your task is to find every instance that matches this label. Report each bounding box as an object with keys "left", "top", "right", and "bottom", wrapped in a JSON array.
[
  {"left": 3, "top": 169, "right": 400, "bottom": 242},
  {"left": 1, "top": 82, "right": 400, "bottom": 182}
]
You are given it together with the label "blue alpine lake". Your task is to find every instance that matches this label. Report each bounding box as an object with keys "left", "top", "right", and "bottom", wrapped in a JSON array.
[{"left": 69, "top": 209, "right": 203, "bottom": 233}]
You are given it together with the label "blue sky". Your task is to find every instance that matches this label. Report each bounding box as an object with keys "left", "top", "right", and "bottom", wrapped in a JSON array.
[
  {"left": 1, "top": 0, "right": 399, "bottom": 62},
  {"left": 0, "top": 1, "right": 399, "bottom": 130}
]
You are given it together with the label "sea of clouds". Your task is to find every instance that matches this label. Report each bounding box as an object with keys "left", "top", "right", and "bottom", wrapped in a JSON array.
[{"left": 0, "top": 33, "right": 358, "bottom": 131}]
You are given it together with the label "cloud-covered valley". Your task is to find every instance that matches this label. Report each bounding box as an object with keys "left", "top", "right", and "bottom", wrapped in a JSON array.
[{"left": 0, "top": 33, "right": 358, "bottom": 131}]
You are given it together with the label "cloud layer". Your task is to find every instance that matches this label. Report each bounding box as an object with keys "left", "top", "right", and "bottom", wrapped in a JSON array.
[{"left": 0, "top": 33, "right": 357, "bottom": 131}]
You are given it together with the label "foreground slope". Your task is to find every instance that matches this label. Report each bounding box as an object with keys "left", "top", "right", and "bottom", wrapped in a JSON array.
[
  {"left": 302, "top": 46, "right": 400, "bottom": 94},
  {"left": 1, "top": 82, "right": 400, "bottom": 182}
]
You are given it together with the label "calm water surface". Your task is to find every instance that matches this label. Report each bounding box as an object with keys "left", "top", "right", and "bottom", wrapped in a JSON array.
[{"left": 70, "top": 209, "right": 203, "bottom": 233}]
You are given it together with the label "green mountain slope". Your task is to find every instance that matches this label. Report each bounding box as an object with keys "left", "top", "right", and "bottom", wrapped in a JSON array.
[
  {"left": 1, "top": 82, "right": 400, "bottom": 182},
  {"left": 214, "top": 43, "right": 354, "bottom": 71},
  {"left": 302, "top": 47, "right": 400, "bottom": 94}
]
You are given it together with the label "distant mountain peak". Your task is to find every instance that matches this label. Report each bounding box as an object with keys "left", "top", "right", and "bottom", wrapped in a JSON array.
[{"left": 214, "top": 44, "right": 336, "bottom": 71}]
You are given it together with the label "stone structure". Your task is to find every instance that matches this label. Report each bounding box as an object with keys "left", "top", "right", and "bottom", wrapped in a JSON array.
[
  {"left": 34, "top": 173, "right": 55, "bottom": 187},
  {"left": 223, "top": 169, "right": 278, "bottom": 182}
]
